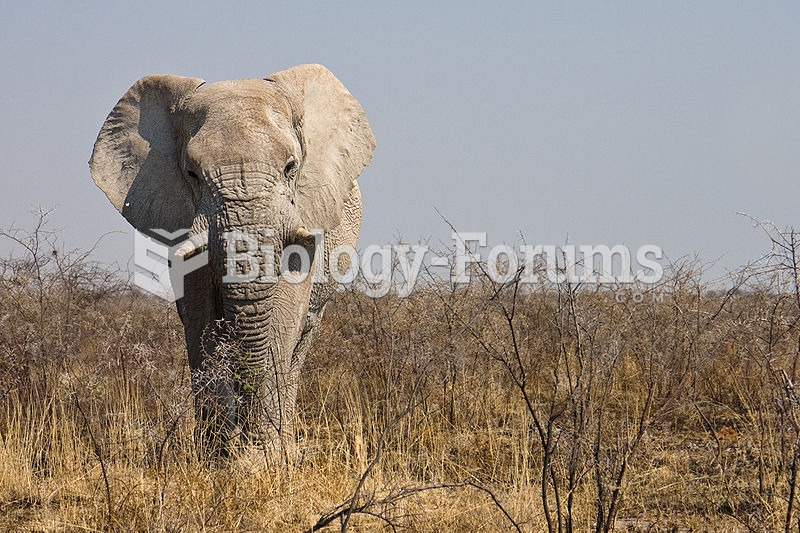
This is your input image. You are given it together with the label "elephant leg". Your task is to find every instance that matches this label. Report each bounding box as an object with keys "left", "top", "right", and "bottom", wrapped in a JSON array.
[
  {"left": 175, "top": 265, "right": 238, "bottom": 456},
  {"left": 192, "top": 370, "right": 238, "bottom": 457},
  {"left": 256, "top": 183, "right": 362, "bottom": 459}
]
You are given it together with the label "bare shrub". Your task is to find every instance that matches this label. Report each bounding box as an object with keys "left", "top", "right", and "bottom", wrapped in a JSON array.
[{"left": 2, "top": 211, "right": 800, "bottom": 530}]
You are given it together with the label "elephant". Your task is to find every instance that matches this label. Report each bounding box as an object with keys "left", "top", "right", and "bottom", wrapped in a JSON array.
[{"left": 89, "top": 64, "right": 375, "bottom": 458}]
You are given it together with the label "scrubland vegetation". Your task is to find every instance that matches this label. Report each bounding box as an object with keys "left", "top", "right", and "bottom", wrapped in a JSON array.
[{"left": 1, "top": 213, "right": 799, "bottom": 531}]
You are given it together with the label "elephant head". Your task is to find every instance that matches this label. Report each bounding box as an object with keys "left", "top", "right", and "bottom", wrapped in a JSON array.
[{"left": 89, "top": 64, "right": 375, "bottom": 457}]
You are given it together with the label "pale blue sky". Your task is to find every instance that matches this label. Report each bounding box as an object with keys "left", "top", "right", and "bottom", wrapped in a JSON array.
[{"left": 1, "top": 2, "right": 798, "bottom": 279}]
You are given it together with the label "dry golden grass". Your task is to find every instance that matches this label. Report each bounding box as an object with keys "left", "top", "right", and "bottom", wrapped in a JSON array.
[{"left": 1, "top": 219, "right": 799, "bottom": 531}]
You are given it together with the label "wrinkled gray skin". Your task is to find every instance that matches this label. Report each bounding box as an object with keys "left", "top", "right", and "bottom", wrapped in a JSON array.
[{"left": 90, "top": 65, "right": 375, "bottom": 457}]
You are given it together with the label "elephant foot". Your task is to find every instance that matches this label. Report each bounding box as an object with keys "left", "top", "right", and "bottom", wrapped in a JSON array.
[{"left": 229, "top": 437, "right": 299, "bottom": 471}]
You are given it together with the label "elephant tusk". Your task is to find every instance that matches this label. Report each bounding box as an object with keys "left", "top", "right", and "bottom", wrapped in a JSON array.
[
  {"left": 294, "top": 227, "right": 316, "bottom": 247},
  {"left": 173, "top": 232, "right": 208, "bottom": 261}
]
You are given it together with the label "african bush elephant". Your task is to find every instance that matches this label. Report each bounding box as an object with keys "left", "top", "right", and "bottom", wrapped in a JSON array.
[{"left": 90, "top": 64, "right": 375, "bottom": 457}]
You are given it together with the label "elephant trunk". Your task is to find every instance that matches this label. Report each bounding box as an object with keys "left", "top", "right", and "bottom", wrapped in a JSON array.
[{"left": 209, "top": 202, "right": 313, "bottom": 455}]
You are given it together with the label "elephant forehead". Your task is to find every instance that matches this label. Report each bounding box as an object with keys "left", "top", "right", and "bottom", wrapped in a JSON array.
[
  {"left": 184, "top": 80, "right": 292, "bottom": 133},
  {"left": 184, "top": 79, "right": 299, "bottom": 162},
  {"left": 188, "top": 79, "right": 291, "bottom": 112}
]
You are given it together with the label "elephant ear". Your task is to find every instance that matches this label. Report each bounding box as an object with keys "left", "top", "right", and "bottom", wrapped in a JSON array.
[
  {"left": 266, "top": 64, "right": 375, "bottom": 231},
  {"left": 89, "top": 74, "right": 205, "bottom": 234}
]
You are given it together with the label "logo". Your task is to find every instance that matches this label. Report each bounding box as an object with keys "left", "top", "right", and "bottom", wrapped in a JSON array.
[{"left": 133, "top": 230, "right": 665, "bottom": 302}]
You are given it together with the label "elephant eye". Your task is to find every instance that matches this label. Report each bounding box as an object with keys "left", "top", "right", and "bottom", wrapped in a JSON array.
[
  {"left": 284, "top": 157, "right": 297, "bottom": 181},
  {"left": 187, "top": 170, "right": 199, "bottom": 180}
]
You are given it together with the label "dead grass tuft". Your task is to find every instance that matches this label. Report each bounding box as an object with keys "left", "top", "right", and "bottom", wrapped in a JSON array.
[{"left": 1, "top": 213, "right": 799, "bottom": 530}]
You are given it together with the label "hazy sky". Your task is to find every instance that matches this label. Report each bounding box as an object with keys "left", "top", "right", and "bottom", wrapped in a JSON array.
[{"left": 1, "top": 2, "right": 797, "bottom": 280}]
